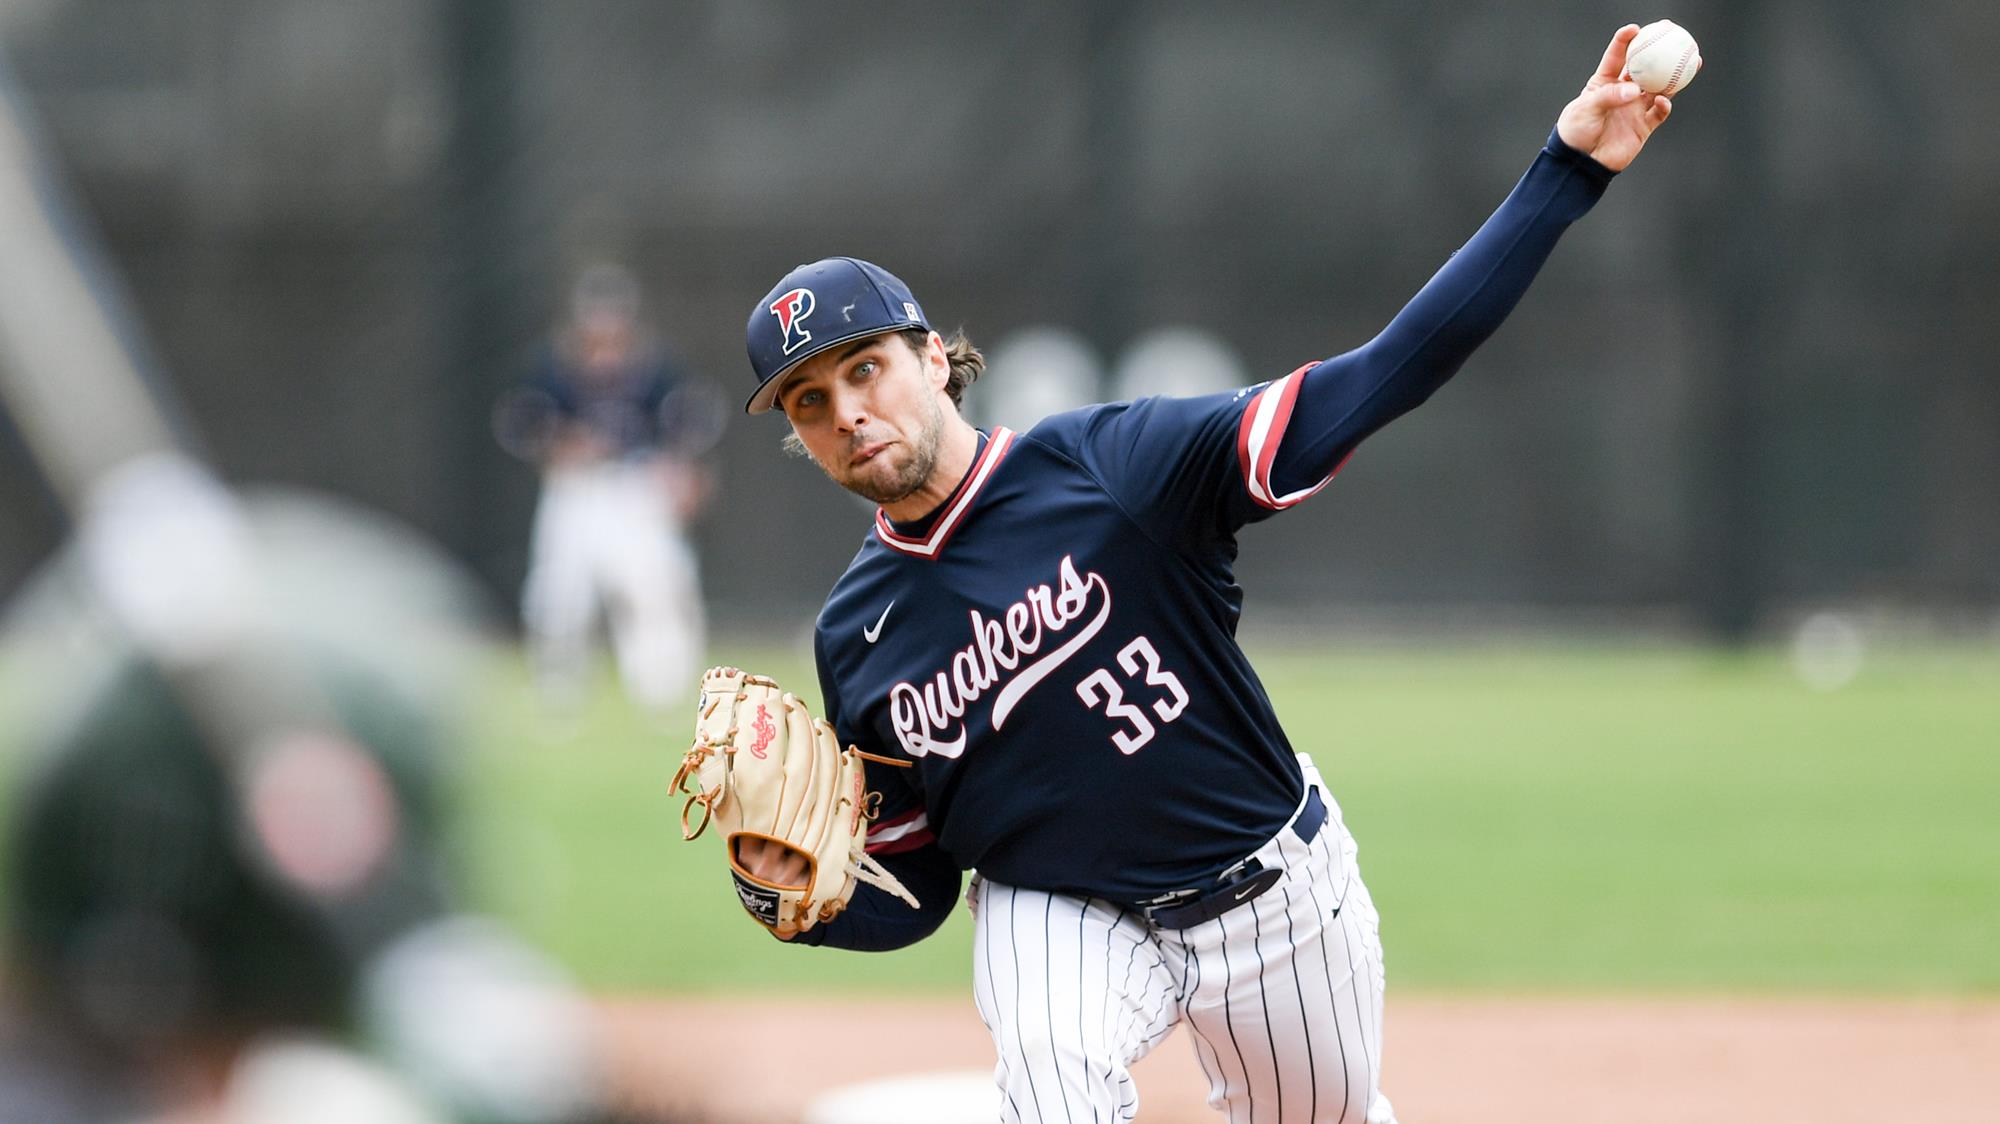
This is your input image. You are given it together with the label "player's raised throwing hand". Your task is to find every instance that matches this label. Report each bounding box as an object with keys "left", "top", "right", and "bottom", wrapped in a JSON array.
[{"left": 1556, "top": 24, "right": 1675, "bottom": 172}]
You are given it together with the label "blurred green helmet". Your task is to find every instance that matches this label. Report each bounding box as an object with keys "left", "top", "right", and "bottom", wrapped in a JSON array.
[
  {"left": 8, "top": 653, "right": 450, "bottom": 1045},
  {"left": 1, "top": 488, "right": 487, "bottom": 1052}
]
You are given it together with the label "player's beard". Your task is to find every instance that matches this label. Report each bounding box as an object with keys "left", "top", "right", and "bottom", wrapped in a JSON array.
[{"left": 833, "top": 391, "right": 945, "bottom": 507}]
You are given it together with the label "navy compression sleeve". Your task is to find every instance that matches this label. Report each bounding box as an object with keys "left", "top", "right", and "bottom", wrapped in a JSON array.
[
  {"left": 785, "top": 842, "right": 961, "bottom": 951},
  {"left": 1267, "top": 132, "right": 1615, "bottom": 496}
]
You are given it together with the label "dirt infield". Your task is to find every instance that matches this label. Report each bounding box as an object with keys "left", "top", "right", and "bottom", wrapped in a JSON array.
[{"left": 599, "top": 995, "right": 1999, "bottom": 1123}]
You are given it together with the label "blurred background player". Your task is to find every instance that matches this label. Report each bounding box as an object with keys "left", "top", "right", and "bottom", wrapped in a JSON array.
[{"left": 495, "top": 263, "right": 724, "bottom": 724}]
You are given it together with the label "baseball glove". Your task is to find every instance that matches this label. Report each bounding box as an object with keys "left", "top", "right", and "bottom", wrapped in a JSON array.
[{"left": 669, "top": 666, "right": 920, "bottom": 935}]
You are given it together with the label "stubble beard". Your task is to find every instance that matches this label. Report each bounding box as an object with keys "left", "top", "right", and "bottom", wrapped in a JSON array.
[{"left": 830, "top": 391, "right": 945, "bottom": 506}]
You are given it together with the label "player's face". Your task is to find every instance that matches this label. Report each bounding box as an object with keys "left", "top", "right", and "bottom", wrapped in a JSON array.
[
  {"left": 576, "top": 310, "right": 635, "bottom": 375},
  {"left": 777, "top": 331, "right": 951, "bottom": 505}
]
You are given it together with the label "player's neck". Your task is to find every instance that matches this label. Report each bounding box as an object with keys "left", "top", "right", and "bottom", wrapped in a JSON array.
[{"left": 879, "top": 412, "right": 980, "bottom": 524}]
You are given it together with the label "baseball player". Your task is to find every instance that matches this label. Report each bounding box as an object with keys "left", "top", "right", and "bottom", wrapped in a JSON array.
[
  {"left": 496, "top": 264, "right": 722, "bottom": 720},
  {"left": 718, "top": 27, "right": 1674, "bottom": 1123}
]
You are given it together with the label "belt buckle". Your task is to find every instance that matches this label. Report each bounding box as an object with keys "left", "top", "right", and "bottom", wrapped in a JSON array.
[
  {"left": 1137, "top": 887, "right": 1198, "bottom": 911},
  {"left": 1140, "top": 861, "right": 1280, "bottom": 930},
  {"left": 1216, "top": 855, "right": 1261, "bottom": 884}
]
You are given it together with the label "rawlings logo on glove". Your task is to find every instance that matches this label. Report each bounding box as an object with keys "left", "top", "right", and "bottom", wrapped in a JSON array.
[{"left": 669, "top": 666, "right": 920, "bottom": 936}]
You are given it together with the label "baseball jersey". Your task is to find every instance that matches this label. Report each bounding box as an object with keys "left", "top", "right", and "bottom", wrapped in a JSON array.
[
  {"left": 497, "top": 343, "right": 697, "bottom": 463},
  {"left": 799, "top": 133, "right": 1614, "bottom": 950}
]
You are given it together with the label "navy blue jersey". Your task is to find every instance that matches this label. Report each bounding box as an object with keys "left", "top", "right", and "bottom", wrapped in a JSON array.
[
  {"left": 818, "top": 399, "right": 1324, "bottom": 903},
  {"left": 496, "top": 343, "right": 700, "bottom": 463},
  {"left": 800, "top": 133, "right": 1614, "bottom": 949}
]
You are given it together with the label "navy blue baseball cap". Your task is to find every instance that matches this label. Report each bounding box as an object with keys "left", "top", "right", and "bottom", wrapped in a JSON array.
[{"left": 743, "top": 256, "right": 932, "bottom": 415}]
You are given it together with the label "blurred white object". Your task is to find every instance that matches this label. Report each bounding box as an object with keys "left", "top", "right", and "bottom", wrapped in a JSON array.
[
  {"left": 804, "top": 1070, "right": 1000, "bottom": 1124},
  {"left": 2, "top": 485, "right": 491, "bottom": 728},
  {"left": 1790, "top": 611, "right": 1866, "bottom": 692},
  {"left": 224, "top": 1037, "right": 447, "bottom": 1124},
  {"left": 1111, "top": 326, "right": 1247, "bottom": 403},
  {"left": 361, "top": 916, "right": 605, "bottom": 1124},
  {"left": 971, "top": 326, "right": 1102, "bottom": 428},
  {"left": 76, "top": 451, "right": 259, "bottom": 665}
]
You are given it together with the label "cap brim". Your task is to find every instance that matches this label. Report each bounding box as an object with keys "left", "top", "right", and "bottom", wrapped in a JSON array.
[{"left": 743, "top": 368, "right": 794, "bottom": 416}]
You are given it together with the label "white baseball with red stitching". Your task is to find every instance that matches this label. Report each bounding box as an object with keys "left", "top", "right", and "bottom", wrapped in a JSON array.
[{"left": 1625, "top": 19, "right": 1702, "bottom": 97}]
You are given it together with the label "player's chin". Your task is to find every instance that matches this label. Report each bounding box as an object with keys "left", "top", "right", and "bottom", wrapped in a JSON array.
[{"left": 839, "top": 457, "right": 917, "bottom": 504}]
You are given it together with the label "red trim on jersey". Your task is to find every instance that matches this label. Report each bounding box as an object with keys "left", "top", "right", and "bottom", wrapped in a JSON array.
[
  {"left": 1237, "top": 363, "right": 1348, "bottom": 510},
  {"left": 865, "top": 830, "right": 936, "bottom": 856},
  {"left": 873, "top": 427, "right": 1016, "bottom": 558},
  {"left": 865, "top": 808, "right": 933, "bottom": 855},
  {"left": 871, "top": 808, "right": 925, "bottom": 832}
]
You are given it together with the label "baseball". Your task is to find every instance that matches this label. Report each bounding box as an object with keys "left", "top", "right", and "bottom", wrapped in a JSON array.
[{"left": 1624, "top": 19, "right": 1702, "bottom": 97}]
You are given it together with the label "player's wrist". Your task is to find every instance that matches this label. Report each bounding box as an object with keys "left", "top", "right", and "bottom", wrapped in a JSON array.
[{"left": 1543, "top": 128, "right": 1618, "bottom": 182}]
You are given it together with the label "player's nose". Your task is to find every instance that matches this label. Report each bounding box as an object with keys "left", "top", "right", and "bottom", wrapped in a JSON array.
[{"left": 828, "top": 386, "right": 870, "bottom": 432}]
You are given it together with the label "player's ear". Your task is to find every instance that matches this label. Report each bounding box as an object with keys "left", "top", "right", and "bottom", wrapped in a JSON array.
[{"left": 924, "top": 330, "right": 950, "bottom": 391}]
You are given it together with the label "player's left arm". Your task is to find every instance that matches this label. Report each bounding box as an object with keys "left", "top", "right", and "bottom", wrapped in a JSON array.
[
  {"left": 1254, "top": 25, "right": 1674, "bottom": 503},
  {"left": 742, "top": 632, "right": 963, "bottom": 948},
  {"left": 783, "top": 842, "right": 961, "bottom": 950}
]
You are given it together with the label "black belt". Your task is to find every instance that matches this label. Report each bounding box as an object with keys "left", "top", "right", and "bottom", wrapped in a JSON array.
[{"left": 1135, "top": 788, "right": 1327, "bottom": 930}]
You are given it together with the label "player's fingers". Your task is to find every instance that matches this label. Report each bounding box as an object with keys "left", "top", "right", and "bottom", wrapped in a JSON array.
[
  {"left": 737, "top": 838, "right": 809, "bottom": 885},
  {"left": 1646, "top": 95, "right": 1674, "bottom": 128},
  {"left": 1594, "top": 24, "right": 1641, "bottom": 81},
  {"left": 778, "top": 846, "right": 811, "bottom": 884},
  {"left": 1591, "top": 80, "right": 1644, "bottom": 109}
]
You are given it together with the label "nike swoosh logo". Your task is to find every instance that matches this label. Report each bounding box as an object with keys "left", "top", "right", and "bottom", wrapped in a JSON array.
[
  {"left": 864, "top": 601, "right": 894, "bottom": 644},
  {"left": 1232, "top": 883, "right": 1261, "bottom": 901}
]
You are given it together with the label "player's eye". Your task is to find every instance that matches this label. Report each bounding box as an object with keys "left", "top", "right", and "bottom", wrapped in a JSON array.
[
  {"left": 852, "top": 360, "right": 878, "bottom": 380},
  {"left": 783, "top": 385, "right": 824, "bottom": 415}
]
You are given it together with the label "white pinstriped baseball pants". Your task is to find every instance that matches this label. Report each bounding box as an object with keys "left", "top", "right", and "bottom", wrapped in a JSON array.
[{"left": 971, "top": 767, "right": 1396, "bottom": 1124}]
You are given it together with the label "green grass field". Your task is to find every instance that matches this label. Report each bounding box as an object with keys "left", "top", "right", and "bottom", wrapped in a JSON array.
[{"left": 455, "top": 640, "right": 2000, "bottom": 997}]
